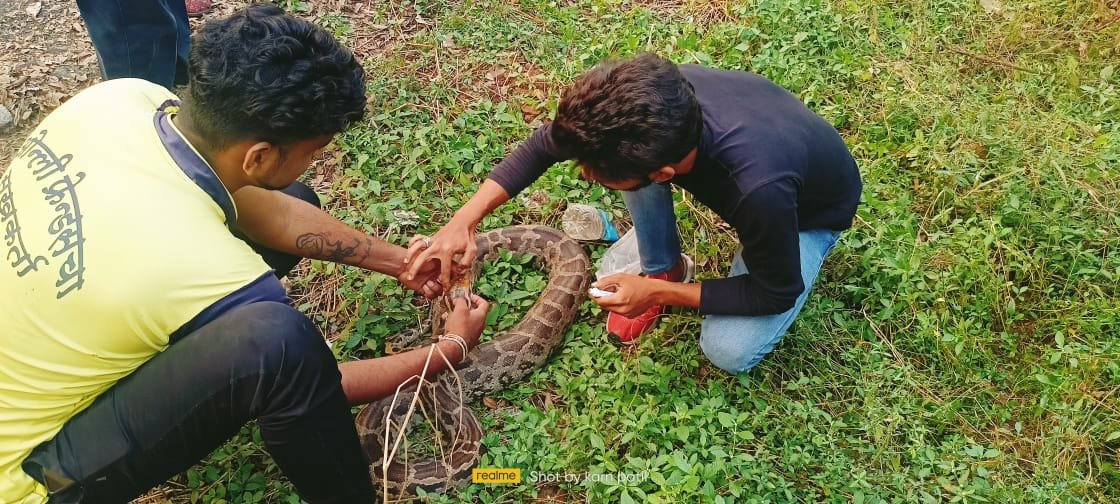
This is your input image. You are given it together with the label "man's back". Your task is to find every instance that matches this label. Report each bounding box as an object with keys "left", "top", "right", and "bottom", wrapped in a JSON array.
[
  {"left": 0, "top": 79, "right": 278, "bottom": 501},
  {"left": 678, "top": 64, "right": 861, "bottom": 232}
]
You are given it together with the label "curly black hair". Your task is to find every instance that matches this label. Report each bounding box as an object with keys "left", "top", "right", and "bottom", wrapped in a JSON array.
[
  {"left": 182, "top": 4, "right": 366, "bottom": 149},
  {"left": 551, "top": 53, "right": 701, "bottom": 183}
]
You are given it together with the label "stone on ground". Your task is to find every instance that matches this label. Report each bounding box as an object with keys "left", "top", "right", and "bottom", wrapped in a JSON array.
[{"left": 0, "top": 104, "right": 14, "bottom": 132}]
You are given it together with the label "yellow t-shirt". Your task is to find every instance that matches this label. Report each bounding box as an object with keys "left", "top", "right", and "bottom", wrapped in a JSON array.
[{"left": 0, "top": 79, "right": 285, "bottom": 502}]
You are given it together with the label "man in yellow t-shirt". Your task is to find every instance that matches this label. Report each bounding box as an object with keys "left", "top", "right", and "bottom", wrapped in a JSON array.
[{"left": 0, "top": 5, "right": 490, "bottom": 502}]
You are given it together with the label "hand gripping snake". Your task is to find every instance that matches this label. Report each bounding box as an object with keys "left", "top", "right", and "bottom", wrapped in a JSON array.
[{"left": 355, "top": 225, "right": 591, "bottom": 495}]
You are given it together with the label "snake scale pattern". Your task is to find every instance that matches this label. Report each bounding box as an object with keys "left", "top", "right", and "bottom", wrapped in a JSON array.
[{"left": 355, "top": 225, "right": 590, "bottom": 495}]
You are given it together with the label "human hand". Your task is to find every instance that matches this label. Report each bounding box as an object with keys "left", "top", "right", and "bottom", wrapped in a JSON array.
[
  {"left": 396, "top": 253, "right": 443, "bottom": 298},
  {"left": 403, "top": 222, "right": 477, "bottom": 289},
  {"left": 590, "top": 274, "right": 659, "bottom": 318},
  {"left": 442, "top": 294, "right": 491, "bottom": 349}
]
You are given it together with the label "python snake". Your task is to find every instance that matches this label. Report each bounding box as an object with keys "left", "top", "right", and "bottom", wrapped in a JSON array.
[{"left": 355, "top": 225, "right": 590, "bottom": 495}]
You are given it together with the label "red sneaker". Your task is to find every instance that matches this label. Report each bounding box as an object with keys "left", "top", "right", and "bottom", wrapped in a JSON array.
[
  {"left": 606, "top": 256, "right": 692, "bottom": 346},
  {"left": 186, "top": 0, "right": 212, "bottom": 17}
]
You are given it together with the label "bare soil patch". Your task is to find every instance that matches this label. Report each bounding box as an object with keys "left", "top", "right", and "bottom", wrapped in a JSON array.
[{"left": 0, "top": 0, "right": 99, "bottom": 169}]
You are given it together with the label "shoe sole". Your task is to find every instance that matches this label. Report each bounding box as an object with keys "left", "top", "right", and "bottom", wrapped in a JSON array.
[
  {"left": 680, "top": 254, "right": 695, "bottom": 283},
  {"left": 607, "top": 332, "right": 639, "bottom": 347}
]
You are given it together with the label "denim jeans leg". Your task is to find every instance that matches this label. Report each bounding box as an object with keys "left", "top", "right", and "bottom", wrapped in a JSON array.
[
  {"left": 77, "top": 0, "right": 191, "bottom": 89},
  {"left": 699, "top": 229, "right": 842, "bottom": 374},
  {"left": 621, "top": 183, "right": 682, "bottom": 275}
]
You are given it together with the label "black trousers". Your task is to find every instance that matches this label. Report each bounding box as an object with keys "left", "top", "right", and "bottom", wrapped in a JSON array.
[{"left": 20, "top": 183, "right": 377, "bottom": 503}]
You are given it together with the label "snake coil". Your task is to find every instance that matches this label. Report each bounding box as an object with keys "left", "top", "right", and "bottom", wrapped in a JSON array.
[{"left": 356, "top": 225, "right": 591, "bottom": 495}]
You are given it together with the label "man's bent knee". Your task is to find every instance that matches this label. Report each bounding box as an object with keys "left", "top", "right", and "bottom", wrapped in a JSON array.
[
  {"left": 210, "top": 302, "right": 341, "bottom": 422},
  {"left": 218, "top": 302, "right": 333, "bottom": 376},
  {"left": 699, "top": 316, "right": 785, "bottom": 374},
  {"left": 282, "top": 181, "right": 322, "bottom": 209},
  {"left": 699, "top": 334, "right": 758, "bottom": 375}
]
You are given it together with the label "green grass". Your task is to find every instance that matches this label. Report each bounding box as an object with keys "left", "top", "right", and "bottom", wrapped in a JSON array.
[{"left": 175, "top": 0, "right": 1119, "bottom": 502}]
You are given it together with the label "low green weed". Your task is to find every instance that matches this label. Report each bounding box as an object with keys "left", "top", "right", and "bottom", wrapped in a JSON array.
[{"left": 180, "top": 0, "right": 1119, "bottom": 502}]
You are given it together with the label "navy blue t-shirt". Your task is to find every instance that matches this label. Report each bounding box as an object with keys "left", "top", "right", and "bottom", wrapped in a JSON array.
[{"left": 489, "top": 65, "right": 861, "bottom": 316}]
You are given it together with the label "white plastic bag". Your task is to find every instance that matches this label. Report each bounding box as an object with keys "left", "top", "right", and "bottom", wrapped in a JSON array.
[
  {"left": 595, "top": 228, "right": 696, "bottom": 282},
  {"left": 595, "top": 228, "right": 642, "bottom": 280}
]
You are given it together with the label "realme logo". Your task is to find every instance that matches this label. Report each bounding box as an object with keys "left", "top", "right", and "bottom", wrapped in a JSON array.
[{"left": 472, "top": 468, "right": 521, "bottom": 484}]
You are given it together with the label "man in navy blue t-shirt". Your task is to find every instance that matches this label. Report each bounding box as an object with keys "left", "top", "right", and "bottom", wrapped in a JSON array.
[{"left": 405, "top": 53, "right": 861, "bottom": 374}]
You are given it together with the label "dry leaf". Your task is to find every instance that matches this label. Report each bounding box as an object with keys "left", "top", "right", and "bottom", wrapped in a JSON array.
[
  {"left": 979, "top": 0, "right": 1002, "bottom": 14},
  {"left": 483, "top": 397, "right": 500, "bottom": 409}
]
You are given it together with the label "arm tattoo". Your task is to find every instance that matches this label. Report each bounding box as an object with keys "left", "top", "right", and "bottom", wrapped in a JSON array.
[{"left": 295, "top": 233, "right": 372, "bottom": 263}]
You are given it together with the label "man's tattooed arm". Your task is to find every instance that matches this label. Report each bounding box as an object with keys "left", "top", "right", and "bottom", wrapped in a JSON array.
[
  {"left": 231, "top": 186, "right": 407, "bottom": 275},
  {"left": 295, "top": 232, "right": 373, "bottom": 264}
]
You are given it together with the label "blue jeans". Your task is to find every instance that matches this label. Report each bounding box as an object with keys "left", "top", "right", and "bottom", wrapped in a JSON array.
[
  {"left": 77, "top": 0, "right": 191, "bottom": 89},
  {"left": 621, "top": 183, "right": 841, "bottom": 374}
]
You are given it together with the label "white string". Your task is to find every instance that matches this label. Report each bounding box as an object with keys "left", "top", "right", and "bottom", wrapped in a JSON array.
[
  {"left": 380, "top": 341, "right": 470, "bottom": 503},
  {"left": 382, "top": 344, "right": 435, "bottom": 504}
]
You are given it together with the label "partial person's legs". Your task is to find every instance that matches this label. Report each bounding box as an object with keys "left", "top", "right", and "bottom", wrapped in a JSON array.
[
  {"left": 21, "top": 302, "right": 376, "bottom": 503},
  {"left": 699, "top": 229, "right": 841, "bottom": 374},
  {"left": 76, "top": 0, "right": 191, "bottom": 89},
  {"left": 620, "top": 182, "right": 681, "bottom": 275},
  {"left": 609, "top": 183, "right": 687, "bottom": 344},
  {"left": 234, "top": 181, "right": 322, "bottom": 278}
]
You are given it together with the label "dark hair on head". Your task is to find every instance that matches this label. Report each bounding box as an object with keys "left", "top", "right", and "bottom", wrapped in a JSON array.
[
  {"left": 183, "top": 4, "right": 366, "bottom": 149},
  {"left": 550, "top": 53, "right": 701, "bottom": 183}
]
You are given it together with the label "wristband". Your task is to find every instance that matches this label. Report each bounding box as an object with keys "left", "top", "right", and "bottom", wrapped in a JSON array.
[{"left": 438, "top": 333, "right": 470, "bottom": 364}]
